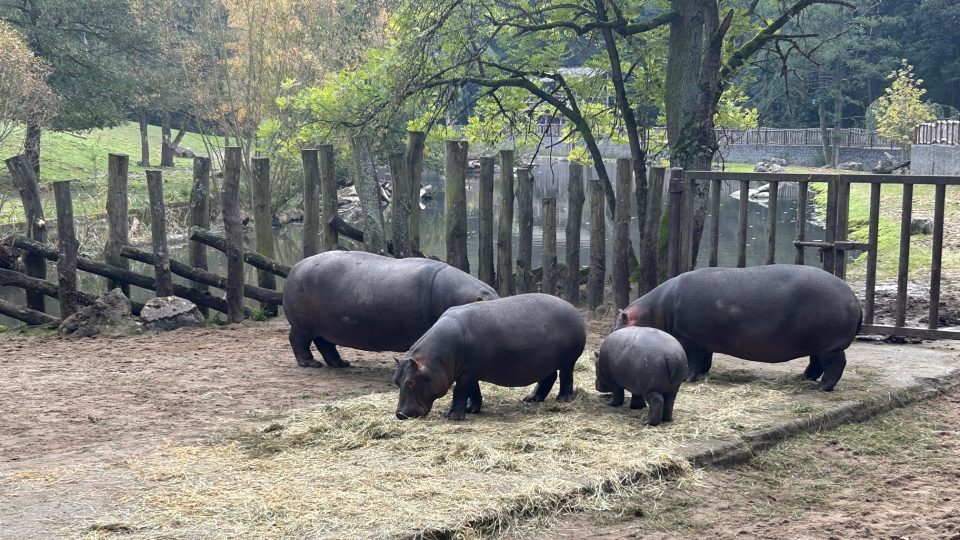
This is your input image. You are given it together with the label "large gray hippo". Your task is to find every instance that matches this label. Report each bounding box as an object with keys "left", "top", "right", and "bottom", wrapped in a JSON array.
[
  {"left": 594, "top": 327, "right": 686, "bottom": 426},
  {"left": 615, "top": 264, "right": 862, "bottom": 391},
  {"left": 393, "top": 293, "right": 586, "bottom": 420},
  {"left": 282, "top": 251, "right": 498, "bottom": 368}
]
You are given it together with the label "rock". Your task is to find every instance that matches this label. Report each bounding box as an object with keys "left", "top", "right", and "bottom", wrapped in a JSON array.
[
  {"left": 420, "top": 184, "right": 436, "bottom": 199},
  {"left": 754, "top": 161, "right": 785, "bottom": 173},
  {"left": 910, "top": 218, "right": 934, "bottom": 235},
  {"left": 839, "top": 161, "right": 864, "bottom": 171},
  {"left": 766, "top": 157, "right": 787, "bottom": 166},
  {"left": 140, "top": 296, "right": 206, "bottom": 332},
  {"left": 59, "top": 289, "right": 143, "bottom": 339},
  {"left": 174, "top": 146, "right": 196, "bottom": 158}
]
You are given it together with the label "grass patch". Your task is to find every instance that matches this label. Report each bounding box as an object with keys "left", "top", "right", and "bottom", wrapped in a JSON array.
[{"left": 0, "top": 122, "right": 219, "bottom": 223}]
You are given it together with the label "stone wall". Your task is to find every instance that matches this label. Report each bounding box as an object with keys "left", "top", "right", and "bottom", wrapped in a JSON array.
[
  {"left": 912, "top": 144, "right": 960, "bottom": 176},
  {"left": 715, "top": 144, "right": 902, "bottom": 168}
]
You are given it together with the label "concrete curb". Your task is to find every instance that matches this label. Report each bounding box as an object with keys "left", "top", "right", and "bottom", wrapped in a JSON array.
[{"left": 404, "top": 368, "right": 960, "bottom": 540}]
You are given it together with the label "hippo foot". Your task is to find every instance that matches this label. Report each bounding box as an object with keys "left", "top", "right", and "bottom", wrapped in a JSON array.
[
  {"left": 556, "top": 392, "right": 575, "bottom": 403},
  {"left": 444, "top": 409, "right": 467, "bottom": 421},
  {"left": 324, "top": 358, "right": 351, "bottom": 368},
  {"left": 465, "top": 403, "right": 482, "bottom": 414},
  {"left": 521, "top": 393, "right": 546, "bottom": 403},
  {"left": 629, "top": 395, "right": 646, "bottom": 409},
  {"left": 684, "top": 372, "right": 705, "bottom": 383},
  {"left": 297, "top": 358, "right": 324, "bottom": 368},
  {"left": 816, "top": 382, "right": 836, "bottom": 392}
]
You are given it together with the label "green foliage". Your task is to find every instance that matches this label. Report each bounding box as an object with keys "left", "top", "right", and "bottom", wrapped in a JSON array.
[
  {"left": 873, "top": 61, "right": 935, "bottom": 148},
  {"left": 249, "top": 307, "right": 273, "bottom": 322}
]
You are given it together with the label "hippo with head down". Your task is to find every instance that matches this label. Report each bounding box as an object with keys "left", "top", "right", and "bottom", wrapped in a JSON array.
[
  {"left": 393, "top": 293, "right": 586, "bottom": 420},
  {"left": 615, "top": 264, "right": 862, "bottom": 391},
  {"left": 282, "top": 251, "right": 498, "bottom": 368}
]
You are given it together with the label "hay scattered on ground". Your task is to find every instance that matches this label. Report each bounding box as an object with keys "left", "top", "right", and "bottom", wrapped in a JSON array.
[{"left": 57, "top": 355, "right": 844, "bottom": 540}]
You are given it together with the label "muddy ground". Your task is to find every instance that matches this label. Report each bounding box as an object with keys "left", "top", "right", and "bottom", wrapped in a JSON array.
[{"left": 0, "top": 309, "right": 958, "bottom": 539}]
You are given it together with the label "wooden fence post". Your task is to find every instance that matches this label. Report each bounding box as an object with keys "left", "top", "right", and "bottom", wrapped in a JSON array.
[
  {"left": 639, "top": 167, "right": 664, "bottom": 296},
  {"left": 302, "top": 148, "right": 321, "bottom": 258},
  {"left": 350, "top": 134, "right": 386, "bottom": 254},
  {"left": 5, "top": 154, "right": 46, "bottom": 311},
  {"left": 737, "top": 179, "right": 749, "bottom": 268},
  {"left": 146, "top": 170, "right": 174, "bottom": 297},
  {"left": 587, "top": 178, "right": 606, "bottom": 310},
  {"left": 497, "top": 150, "right": 515, "bottom": 296},
  {"left": 667, "top": 168, "right": 684, "bottom": 279},
  {"left": 445, "top": 140, "right": 469, "bottom": 272},
  {"left": 223, "top": 147, "right": 245, "bottom": 323},
  {"left": 389, "top": 153, "right": 411, "bottom": 258},
  {"left": 319, "top": 145, "right": 339, "bottom": 252},
  {"left": 405, "top": 131, "right": 426, "bottom": 251},
  {"left": 478, "top": 156, "right": 496, "bottom": 287},
  {"left": 105, "top": 153, "right": 130, "bottom": 297},
  {"left": 613, "top": 159, "right": 631, "bottom": 310},
  {"left": 252, "top": 157, "right": 277, "bottom": 316},
  {"left": 190, "top": 156, "right": 211, "bottom": 317},
  {"left": 515, "top": 167, "right": 533, "bottom": 293},
  {"left": 542, "top": 197, "right": 558, "bottom": 295},
  {"left": 52, "top": 181, "right": 78, "bottom": 319},
  {"left": 565, "top": 162, "right": 585, "bottom": 305}
]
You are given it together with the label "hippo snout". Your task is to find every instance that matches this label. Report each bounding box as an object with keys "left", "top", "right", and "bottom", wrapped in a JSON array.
[{"left": 396, "top": 411, "right": 409, "bottom": 420}]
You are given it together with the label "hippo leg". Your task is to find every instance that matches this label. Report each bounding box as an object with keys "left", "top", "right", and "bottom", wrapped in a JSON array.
[
  {"left": 312, "top": 337, "right": 350, "bottom": 368},
  {"left": 816, "top": 351, "right": 846, "bottom": 392},
  {"left": 662, "top": 393, "right": 677, "bottom": 422},
  {"left": 522, "top": 372, "right": 558, "bottom": 403},
  {"left": 607, "top": 387, "right": 625, "bottom": 407},
  {"left": 445, "top": 379, "right": 474, "bottom": 420},
  {"left": 803, "top": 355, "right": 825, "bottom": 380},
  {"left": 681, "top": 340, "right": 712, "bottom": 382},
  {"left": 556, "top": 364, "right": 576, "bottom": 402},
  {"left": 289, "top": 329, "right": 322, "bottom": 368},
  {"left": 645, "top": 392, "right": 665, "bottom": 426},
  {"left": 629, "top": 394, "right": 646, "bottom": 409},
  {"left": 465, "top": 380, "right": 483, "bottom": 414}
]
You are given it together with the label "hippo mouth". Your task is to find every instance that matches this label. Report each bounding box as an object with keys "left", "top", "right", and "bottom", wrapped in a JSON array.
[{"left": 395, "top": 408, "right": 429, "bottom": 420}]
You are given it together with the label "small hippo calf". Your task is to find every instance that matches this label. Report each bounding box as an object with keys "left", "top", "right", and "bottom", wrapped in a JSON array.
[
  {"left": 394, "top": 293, "right": 586, "bottom": 421},
  {"left": 595, "top": 327, "right": 686, "bottom": 426}
]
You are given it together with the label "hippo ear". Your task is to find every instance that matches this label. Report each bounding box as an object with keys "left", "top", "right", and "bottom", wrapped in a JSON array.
[
  {"left": 394, "top": 356, "right": 402, "bottom": 365},
  {"left": 592, "top": 350, "right": 599, "bottom": 360},
  {"left": 618, "top": 311, "right": 629, "bottom": 326},
  {"left": 409, "top": 355, "right": 423, "bottom": 371}
]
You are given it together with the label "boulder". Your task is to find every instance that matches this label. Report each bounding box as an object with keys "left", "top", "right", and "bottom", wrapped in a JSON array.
[
  {"left": 754, "top": 161, "right": 785, "bottom": 173},
  {"left": 174, "top": 146, "right": 196, "bottom": 158},
  {"left": 59, "top": 289, "right": 143, "bottom": 339},
  {"left": 140, "top": 296, "right": 206, "bottom": 332},
  {"left": 839, "top": 161, "right": 864, "bottom": 171},
  {"left": 766, "top": 157, "right": 788, "bottom": 166}
]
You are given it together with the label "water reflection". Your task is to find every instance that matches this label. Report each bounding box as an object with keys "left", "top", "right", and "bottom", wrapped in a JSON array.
[{"left": 0, "top": 163, "right": 826, "bottom": 326}]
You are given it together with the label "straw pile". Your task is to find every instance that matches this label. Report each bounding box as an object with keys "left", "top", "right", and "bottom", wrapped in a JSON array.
[{"left": 74, "top": 357, "right": 839, "bottom": 539}]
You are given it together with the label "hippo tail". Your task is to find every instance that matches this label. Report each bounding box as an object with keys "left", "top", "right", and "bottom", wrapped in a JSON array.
[{"left": 856, "top": 302, "right": 864, "bottom": 335}]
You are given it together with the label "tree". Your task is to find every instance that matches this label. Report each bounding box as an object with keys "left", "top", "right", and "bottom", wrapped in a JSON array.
[
  {"left": 874, "top": 61, "right": 935, "bottom": 157},
  {"left": 0, "top": 21, "right": 57, "bottom": 148}
]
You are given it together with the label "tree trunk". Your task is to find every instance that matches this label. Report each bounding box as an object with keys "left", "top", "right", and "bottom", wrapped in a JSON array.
[
  {"left": 160, "top": 113, "right": 188, "bottom": 167},
  {"left": 23, "top": 120, "right": 41, "bottom": 178},
  {"left": 350, "top": 134, "right": 386, "bottom": 254},
  {"left": 138, "top": 110, "right": 151, "bottom": 167}
]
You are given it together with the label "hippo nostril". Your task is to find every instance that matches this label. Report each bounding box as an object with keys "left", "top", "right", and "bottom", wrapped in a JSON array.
[{"left": 396, "top": 412, "right": 408, "bottom": 420}]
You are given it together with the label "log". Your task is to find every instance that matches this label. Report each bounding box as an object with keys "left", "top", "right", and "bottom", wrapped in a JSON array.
[
  {"left": 120, "top": 246, "right": 283, "bottom": 306},
  {"left": 542, "top": 197, "right": 558, "bottom": 295},
  {"left": 319, "top": 145, "right": 339, "bottom": 252},
  {"left": 0, "top": 268, "right": 143, "bottom": 314},
  {"left": 3, "top": 234, "right": 234, "bottom": 314},
  {"left": 5, "top": 154, "right": 46, "bottom": 311},
  {"left": 146, "top": 170, "right": 174, "bottom": 297},
  {"left": 477, "top": 156, "right": 496, "bottom": 288},
  {"left": 496, "top": 150, "right": 515, "bottom": 296},
  {"left": 350, "top": 134, "right": 386, "bottom": 254},
  {"left": 252, "top": 157, "right": 278, "bottom": 315},
  {"left": 0, "top": 298, "right": 58, "bottom": 327},
  {"left": 444, "top": 140, "right": 469, "bottom": 272},
  {"left": 405, "top": 131, "right": 426, "bottom": 251},
  {"left": 222, "top": 147, "right": 246, "bottom": 323},
  {"left": 389, "top": 152, "right": 411, "bottom": 258},
  {"left": 188, "top": 227, "right": 292, "bottom": 278},
  {"left": 612, "top": 159, "right": 631, "bottom": 310},
  {"left": 515, "top": 167, "right": 533, "bottom": 293},
  {"left": 565, "top": 162, "right": 585, "bottom": 306},
  {"left": 302, "top": 148, "right": 321, "bottom": 257},
  {"left": 52, "top": 181, "right": 79, "bottom": 319},
  {"left": 587, "top": 178, "right": 606, "bottom": 310},
  {"left": 105, "top": 153, "right": 130, "bottom": 296},
  {"left": 190, "top": 156, "right": 211, "bottom": 317}
]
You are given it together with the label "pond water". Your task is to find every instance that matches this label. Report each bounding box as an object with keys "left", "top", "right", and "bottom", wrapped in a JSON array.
[{"left": 0, "top": 161, "right": 825, "bottom": 327}]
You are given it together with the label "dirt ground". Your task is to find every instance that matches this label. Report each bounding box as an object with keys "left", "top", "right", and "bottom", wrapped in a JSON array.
[
  {"left": 509, "top": 385, "right": 960, "bottom": 540},
  {"left": 0, "top": 309, "right": 958, "bottom": 539}
]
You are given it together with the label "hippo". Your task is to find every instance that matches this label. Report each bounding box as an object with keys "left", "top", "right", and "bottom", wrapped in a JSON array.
[
  {"left": 615, "top": 264, "right": 862, "bottom": 391},
  {"left": 594, "top": 327, "right": 686, "bottom": 426},
  {"left": 393, "top": 293, "right": 586, "bottom": 420},
  {"left": 282, "top": 251, "right": 498, "bottom": 368}
]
